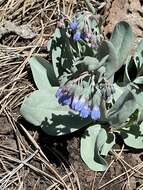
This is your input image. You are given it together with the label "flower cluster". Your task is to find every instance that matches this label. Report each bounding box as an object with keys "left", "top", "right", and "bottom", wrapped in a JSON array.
[
  {"left": 69, "top": 19, "right": 81, "bottom": 41},
  {"left": 56, "top": 11, "right": 100, "bottom": 48},
  {"left": 69, "top": 19, "right": 97, "bottom": 44},
  {"left": 56, "top": 84, "right": 101, "bottom": 121},
  {"left": 68, "top": 12, "right": 100, "bottom": 47}
]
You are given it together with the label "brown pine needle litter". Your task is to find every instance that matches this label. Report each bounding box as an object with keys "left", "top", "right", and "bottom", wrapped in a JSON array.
[
  {"left": 0, "top": 0, "right": 81, "bottom": 189},
  {"left": 0, "top": 0, "right": 143, "bottom": 189}
]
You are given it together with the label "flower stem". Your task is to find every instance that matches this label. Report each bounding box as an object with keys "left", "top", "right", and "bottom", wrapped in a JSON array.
[{"left": 83, "top": 0, "right": 96, "bottom": 14}]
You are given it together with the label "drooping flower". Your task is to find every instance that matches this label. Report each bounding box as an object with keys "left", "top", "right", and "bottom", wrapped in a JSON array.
[
  {"left": 58, "top": 94, "right": 72, "bottom": 105},
  {"left": 74, "top": 97, "right": 86, "bottom": 111},
  {"left": 56, "top": 88, "right": 63, "bottom": 98},
  {"left": 56, "top": 86, "right": 102, "bottom": 121},
  {"left": 69, "top": 20, "right": 78, "bottom": 30},
  {"left": 73, "top": 31, "right": 81, "bottom": 41},
  {"left": 80, "top": 104, "right": 91, "bottom": 118},
  {"left": 91, "top": 106, "right": 101, "bottom": 120},
  {"left": 55, "top": 69, "right": 113, "bottom": 122},
  {"left": 71, "top": 96, "right": 79, "bottom": 110},
  {"left": 56, "top": 87, "right": 72, "bottom": 106}
]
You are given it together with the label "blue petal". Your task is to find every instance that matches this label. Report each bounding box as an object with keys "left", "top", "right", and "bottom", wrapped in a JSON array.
[
  {"left": 62, "top": 96, "right": 72, "bottom": 105},
  {"left": 73, "top": 32, "right": 81, "bottom": 41},
  {"left": 74, "top": 98, "right": 85, "bottom": 111},
  {"left": 56, "top": 88, "right": 63, "bottom": 98},
  {"left": 71, "top": 97, "right": 79, "bottom": 110},
  {"left": 58, "top": 94, "right": 71, "bottom": 105},
  {"left": 80, "top": 105, "right": 90, "bottom": 118},
  {"left": 69, "top": 20, "right": 78, "bottom": 30},
  {"left": 91, "top": 106, "right": 101, "bottom": 120}
]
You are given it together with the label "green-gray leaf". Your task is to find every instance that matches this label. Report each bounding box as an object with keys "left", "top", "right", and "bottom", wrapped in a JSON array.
[
  {"left": 134, "top": 76, "right": 143, "bottom": 84},
  {"left": 113, "top": 83, "right": 124, "bottom": 101},
  {"left": 101, "top": 133, "right": 115, "bottom": 156},
  {"left": 108, "top": 88, "right": 138, "bottom": 128},
  {"left": 48, "top": 28, "right": 64, "bottom": 77},
  {"left": 129, "top": 84, "right": 143, "bottom": 108},
  {"left": 97, "top": 40, "right": 118, "bottom": 79},
  {"left": 134, "top": 39, "right": 143, "bottom": 69},
  {"left": 124, "top": 56, "right": 137, "bottom": 83},
  {"left": 29, "top": 56, "right": 59, "bottom": 90},
  {"left": 119, "top": 122, "right": 143, "bottom": 149},
  {"left": 137, "top": 110, "right": 143, "bottom": 124},
  {"left": 110, "top": 21, "right": 133, "bottom": 65},
  {"left": 48, "top": 28, "right": 75, "bottom": 76},
  {"left": 80, "top": 125, "right": 107, "bottom": 171},
  {"left": 20, "top": 89, "right": 91, "bottom": 136}
]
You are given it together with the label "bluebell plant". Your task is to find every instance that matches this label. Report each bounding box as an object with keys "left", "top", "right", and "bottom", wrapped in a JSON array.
[
  {"left": 57, "top": 11, "right": 101, "bottom": 49},
  {"left": 20, "top": 2, "right": 143, "bottom": 172}
]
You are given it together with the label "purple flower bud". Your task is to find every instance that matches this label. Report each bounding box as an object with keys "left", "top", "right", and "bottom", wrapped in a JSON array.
[
  {"left": 91, "top": 43, "right": 96, "bottom": 48},
  {"left": 57, "top": 20, "right": 64, "bottom": 28},
  {"left": 73, "top": 32, "right": 81, "bottom": 41},
  {"left": 80, "top": 104, "right": 91, "bottom": 118},
  {"left": 91, "top": 106, "right": 100, "bottom": 121},
  {"left": 69, "top": 20, "right": 78, "bottom": 30},
  {"left": 56, "top": 88, "right": 63, "bottom": 98},
  {"left": 85, "top": 32, "right": 92, "bottom": 39},
  {"left": 90, "top": 35, "right": 97, "bottom": 48}
]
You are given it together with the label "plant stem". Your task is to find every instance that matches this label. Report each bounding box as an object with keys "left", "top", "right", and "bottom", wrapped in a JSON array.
[{"left": 83, "top": 0, "right": 96, "bottom": 14}]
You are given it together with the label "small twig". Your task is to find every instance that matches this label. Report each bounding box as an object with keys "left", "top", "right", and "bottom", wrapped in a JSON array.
[
  {"left": 98, "top": 155, "right": 143, "bottom": 189},
  {"left": 18, "top": 123, "right": 69, "bottom": 190},
  {"left": 0, "top": 150, "right": 38, "bottom": 189}
]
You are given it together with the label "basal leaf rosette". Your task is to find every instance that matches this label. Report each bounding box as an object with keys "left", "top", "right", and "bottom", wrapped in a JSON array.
[{"left": 20, "top": 17, "right": 141, "bottom": 172}]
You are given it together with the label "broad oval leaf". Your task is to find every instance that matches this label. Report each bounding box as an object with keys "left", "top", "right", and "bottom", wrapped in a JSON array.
[
  {"left": 29, "top": 56, "right": 59, "bottom": 90},
  {"left": 110, "top": 21, "right": 133, "bottom": 65},
  {"left": 47, "top": 28, "right": 62, "bottom": 51},
  {"left": 108, "top": 88, "right": 138, "bottom": 128},
  {"left": 20, "top": 89, "right": 91, "bottom": 136},
  {"left": 48, "top": 27, "right": 74, "bottom": 77},
  {"left": 48, "top": 28, "right": 64, "bottom": 77},
  {"left": 97, "top": 40, "right": 118, "bottom": 79},
  {"left": 110, "top": 84, "right": 143, "bottom": 128},
  {"left": 80, "top": 125, "right": 108, "bottom": 171}
]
